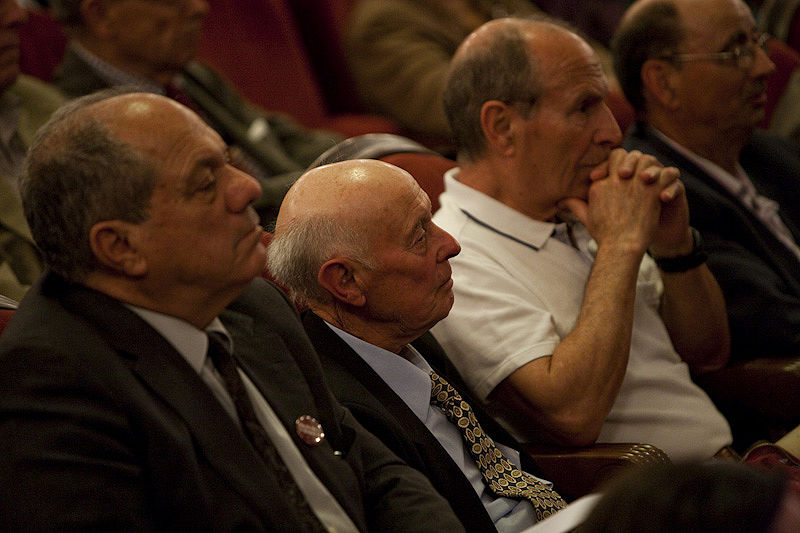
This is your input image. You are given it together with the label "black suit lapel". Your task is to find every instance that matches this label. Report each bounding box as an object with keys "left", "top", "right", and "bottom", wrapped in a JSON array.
[
  {"left": 634, "top": 123, "right": 800, "bottom": 291},
  {"left": 636, "top": 123, "right": 799, "bottom": 232},
  {"left": 53, "top": 49, "right": 116, "bottom": 98},
  {"left": 222, "top": 306, "right": 321, "bottom": 433},
  {"left": 633, "top": 124, "right": 740, "bottom": 202},
  {"left": 302, "top": 313, "right": 437, "bottom": 446},
  {"left": 55, "top": 279, "right": 279, "bottom": 516},
  {"left": 218, "top": 281, "right": 372, "bottom": 530},
  {"left": 740, "top": 133, "right": 800, "bottom": 241},
  {"left": 412, "top": 333, "right": 539, "bottom": 464}
]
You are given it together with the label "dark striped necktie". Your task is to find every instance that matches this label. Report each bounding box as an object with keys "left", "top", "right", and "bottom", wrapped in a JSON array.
[{"left": 206, "top": 332, "right": 327, "bottom": 531}]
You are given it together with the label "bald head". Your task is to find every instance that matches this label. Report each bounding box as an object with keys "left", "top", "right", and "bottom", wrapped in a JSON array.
[
  {"left": 38, "top": 92, "right": 203, "bottom": 160},
  {"left": 454, "top": 17, "right": 586, "bottom": 63},
  {"left": 277, "top": 159, "right": 422, "bottom": 232},
  {"left": 270, "top": 159, "right": 427, "bottom": 307},
  {"left": 612, "top": 0, "right": 685, "bottom": 112},
  {"left": 444, "top": 17, "right": 598, "bottom": 162},
  {"left": 270, "top": 158, "right": 460, "bottom": 351}
]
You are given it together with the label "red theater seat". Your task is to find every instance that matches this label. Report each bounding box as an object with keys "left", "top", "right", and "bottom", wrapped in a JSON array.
[
  {"left": 196, "top": 0, "right": 401, "bottom": 138},
  {"left": 19, "top": 7, "right": 68, "bottom": 82}
]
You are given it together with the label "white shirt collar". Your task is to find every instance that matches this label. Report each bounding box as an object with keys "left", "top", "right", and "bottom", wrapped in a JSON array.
[
  {"left": 124, "top": 305, "right": 230, "bottom": 373},
  {"left": 325, "top": 323, "right": 434, "bottom": 421},
  {"left": 651, "top": 127, "right": 755, "bottom": 197}
]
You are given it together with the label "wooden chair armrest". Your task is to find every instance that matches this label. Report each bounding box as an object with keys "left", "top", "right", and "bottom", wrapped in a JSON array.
[
  {"left": 694, "top": 357, "right": 800, "bottom": 449},
  {"left": 523, "top": 442, "right": 670, "bottom": 500},
  {"left": 695, "top": 357, "right": 800, "bottom": 421}
]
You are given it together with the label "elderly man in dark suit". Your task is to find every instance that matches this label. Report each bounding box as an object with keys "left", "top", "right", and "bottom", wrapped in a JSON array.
[
  {"left": 267, "top": 159, "right": 568, "bottom": 532},
  {"left": 613, "top": 0, "right": 800, "bottom": 362},
  {"left": 0, "top": 91, "right": 462, "bottom": 532}
]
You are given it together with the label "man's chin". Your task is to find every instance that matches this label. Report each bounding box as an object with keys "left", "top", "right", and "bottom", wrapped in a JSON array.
[{"left": 238, "top": 245, "right": 268, "bottom": 282}]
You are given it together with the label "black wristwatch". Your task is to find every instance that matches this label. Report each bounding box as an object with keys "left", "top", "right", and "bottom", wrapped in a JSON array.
[{"left": 652, "top": 227, "right": 708, "bottom": 273}]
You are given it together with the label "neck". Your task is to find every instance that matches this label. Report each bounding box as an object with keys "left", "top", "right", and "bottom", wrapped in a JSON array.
[
  {"left": 458, "top": 159, "right": 558, "bottom": 221},
  {"left": 77, "top": 37, "right": 179, "bottom": 86},
  {"left": 83, "top": 272, "right": 241, "bottom": 329},
  {"left": 312, "top": 307, "right": 413, "bottom": 356},
  {"left": 648, "top": 114, "right": 747, "bottom": 175}
]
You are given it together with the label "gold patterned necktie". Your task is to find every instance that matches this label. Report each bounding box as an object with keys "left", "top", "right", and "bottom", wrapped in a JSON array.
[{"left": 429, "top": 371, "right": 567, "bottom": 521}]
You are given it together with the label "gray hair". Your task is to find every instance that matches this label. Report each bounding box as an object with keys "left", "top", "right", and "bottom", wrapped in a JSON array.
[
  {"left": 443, "top": 18, "right": 544, "bottom": 162},
  {"left": 267, "top": 214, "right": 376, "bottom": 308},
  {"left": 21, "top": 89, "right": 157, "bottom": 281},
  {"left": 611, "top": 0, "right": 683, "bottom": 113}
]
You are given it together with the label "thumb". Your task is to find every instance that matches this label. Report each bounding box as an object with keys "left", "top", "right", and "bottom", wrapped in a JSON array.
[{"left": 557, "top": 197, "right": 589, "bottom": 227}]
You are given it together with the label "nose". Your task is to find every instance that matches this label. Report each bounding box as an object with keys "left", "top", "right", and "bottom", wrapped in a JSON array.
[
  {"left": 225, "top": 165, "right": 263, "bottom": 213},
  {"left": 186, "top": 0, "right": 209, "bottom": 18},
  {"left": 749, "top": 41, "right": 776, "bottom": 80},
  {"left": 434, "top": 223, "right": 461, "bottom": 262},
  {"left": 594, "top": 102, "right": 623, "bottom": 147}
]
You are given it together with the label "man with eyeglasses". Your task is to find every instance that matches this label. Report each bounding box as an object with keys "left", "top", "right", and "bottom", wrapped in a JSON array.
[{"left": 613, "top": 0, "right": 800, "bottom": 363}]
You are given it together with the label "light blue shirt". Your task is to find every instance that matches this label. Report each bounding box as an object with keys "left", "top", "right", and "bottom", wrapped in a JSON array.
[{"left": 327, "top": 323, "right": 545, "bottom": 531}]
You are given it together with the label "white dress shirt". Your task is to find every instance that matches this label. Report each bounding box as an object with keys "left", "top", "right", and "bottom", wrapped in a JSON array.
[{"left": 127, "top": 305, "right": 357, "bottom": 533}]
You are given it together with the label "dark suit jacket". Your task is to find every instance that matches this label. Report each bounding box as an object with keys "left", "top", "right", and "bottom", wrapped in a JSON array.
[
  {"left": 53, "top": 48, "right": 342, "bottom": 222},
  {"left": 0, "top": 274, "right": 463, "bottom": 531},
  {"left": 303, "top": 312, "right": 547, "bottom": 533},
  {"left": 625, "top": 123, "right": 800, "bottom": 361}
]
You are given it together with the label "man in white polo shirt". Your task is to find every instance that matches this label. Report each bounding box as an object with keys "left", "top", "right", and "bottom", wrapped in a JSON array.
[{"left": 432, "top": 17, "right": 733, "bottom": 461}]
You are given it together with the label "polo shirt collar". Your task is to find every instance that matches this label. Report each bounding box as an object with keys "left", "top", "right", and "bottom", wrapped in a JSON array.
[{"left": 443, "top": 168, "right": 561, "bottom": 250}]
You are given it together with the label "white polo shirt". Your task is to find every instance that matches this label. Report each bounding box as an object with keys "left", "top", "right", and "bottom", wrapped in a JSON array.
[{"left": 432, "top": 169, "right": 732, "bottom": 462}]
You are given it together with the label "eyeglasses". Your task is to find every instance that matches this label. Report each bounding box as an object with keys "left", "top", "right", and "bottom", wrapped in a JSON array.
[{"left": 660, "top": 32, "right": 770, "bottom": 71}]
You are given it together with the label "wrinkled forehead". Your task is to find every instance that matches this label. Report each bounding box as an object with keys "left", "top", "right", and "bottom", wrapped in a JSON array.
[
  {"left": 536, "top": 32, "right": 607, "bottom": 96},
  {"left": 358, "top": 169, "right": 429, "bottom": 231},
  {"left": 339, "top": 165, "right": 429, "bottom": 245},
  {"left": 94, "top": 95, "right": 225, "bottom": 188}
]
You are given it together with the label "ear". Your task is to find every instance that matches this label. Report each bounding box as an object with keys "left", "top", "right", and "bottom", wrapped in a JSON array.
[
  {"left": 641, "top": 59, "right": 680, "bottom": 110},
  {"left": 480, "top": 100, "right": 517, "bottom": 157},
  {"left": 80, "top": 0, "right": 118, "bottom": 39},
  {"left": 89, "top": 220, "right": 148, "bottom": 277},
  {"left": 318, "top": 258, "right": 367, "bottom": 307}
]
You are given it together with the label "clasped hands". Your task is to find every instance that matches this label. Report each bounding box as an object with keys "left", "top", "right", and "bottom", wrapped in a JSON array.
[{"left": 559, "top": 148, "right": 693, "bottom": 259}]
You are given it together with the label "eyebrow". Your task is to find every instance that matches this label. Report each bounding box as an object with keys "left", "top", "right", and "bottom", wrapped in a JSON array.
[
  {"left": 404, "top": 215, "right": 429, "bottom": 246},
  {"left": 568, "top": 85, "right": 606, "bottom": 110},
  {"left": 181, "top": 150, "right": 225, "bottom": 196},
  {"left": 718, "top": 28, "right": 752, "bottom": 51}
]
